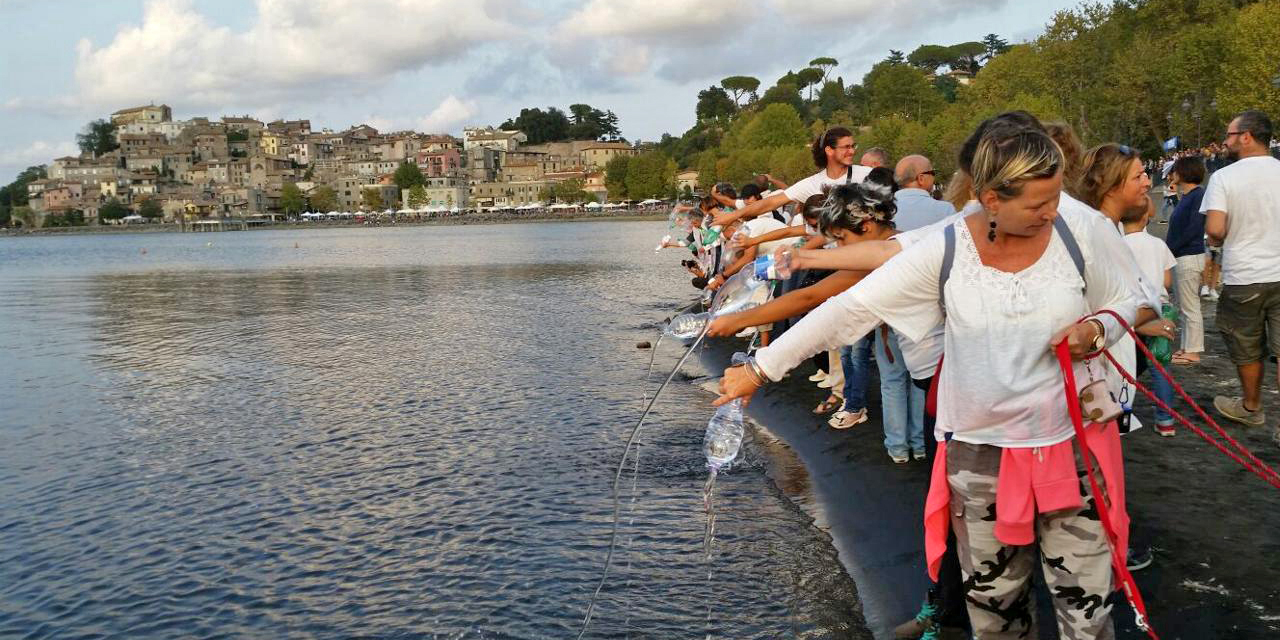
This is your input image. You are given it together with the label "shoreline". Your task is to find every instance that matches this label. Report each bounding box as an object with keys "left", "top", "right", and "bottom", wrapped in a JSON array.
[
  {"left": 0, "top": 210, "right": 668, "bottom": 238},
  {"left": 681, "top": 321, "right": 1280, "bottom": 639}
]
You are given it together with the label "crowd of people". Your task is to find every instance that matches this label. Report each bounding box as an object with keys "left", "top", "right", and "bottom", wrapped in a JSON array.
[{"left": 656, "top": 109, "right": 1280, "bottom": 639}]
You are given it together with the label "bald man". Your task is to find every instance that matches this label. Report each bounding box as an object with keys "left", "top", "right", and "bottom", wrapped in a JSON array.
[{"left": 893, "top": 154, "right": 956, "bottom": 231}]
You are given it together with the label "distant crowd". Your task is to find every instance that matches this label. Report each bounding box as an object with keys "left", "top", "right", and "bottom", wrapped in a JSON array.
[{"left": 659, "top": 109, "right": 1280, "bottom": 639}]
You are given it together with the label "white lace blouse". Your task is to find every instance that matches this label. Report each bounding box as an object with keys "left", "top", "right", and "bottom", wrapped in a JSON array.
[{"left": 754, "top": 205, "right": 1144, "bottom": 448}]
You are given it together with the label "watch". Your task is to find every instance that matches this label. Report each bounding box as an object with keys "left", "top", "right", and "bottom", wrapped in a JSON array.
[{"left": 1086, "top": 318, "right": 1106, "bottom": 353}]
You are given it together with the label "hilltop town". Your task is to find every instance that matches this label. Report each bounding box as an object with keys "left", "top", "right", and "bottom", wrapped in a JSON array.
[{"left": 16, "top": 104, "right": 672, "bottom": 227}]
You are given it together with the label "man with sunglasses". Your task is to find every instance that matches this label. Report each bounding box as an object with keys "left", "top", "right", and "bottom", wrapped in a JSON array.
[
  {"left": 1200, "top": 110, "right": 1280, "bottom": 442},
  {"left": 893, "top": 154, "right": 955, "bottom": 231}
]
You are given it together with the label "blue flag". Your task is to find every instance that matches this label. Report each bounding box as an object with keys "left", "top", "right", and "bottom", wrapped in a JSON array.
[{"left": 1163, "top": 136, "right": 1180, "bottom": 151}]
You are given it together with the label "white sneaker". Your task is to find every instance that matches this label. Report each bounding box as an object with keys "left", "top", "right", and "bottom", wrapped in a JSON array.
[
  {"left": 829, "top": 409, "right": 868, "bottom": 429},
  {"left": 808, "top": 372, "right": 827, "bottom": 382},
  {"left": 817, "top": 377, "right": 836, "bottom": 389},
  {"left": 1200, "top": 285, "right": 1210, "bottom": 297},
  {"left": 1208, "top": 289, "right": 1220, "bottom": 301}
]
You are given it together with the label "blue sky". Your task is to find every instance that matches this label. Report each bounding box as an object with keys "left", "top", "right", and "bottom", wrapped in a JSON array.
[{"left": 0, "top": 0, "right": 1083, "bottom": 183}]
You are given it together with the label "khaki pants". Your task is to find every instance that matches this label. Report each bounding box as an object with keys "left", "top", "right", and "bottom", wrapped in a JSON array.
[
  {"left": 947, "top": 442, "right": 1115, "bottom": 640},
  {"left": 1173, "top": 253, "right": 1205, "bottom": 354}
]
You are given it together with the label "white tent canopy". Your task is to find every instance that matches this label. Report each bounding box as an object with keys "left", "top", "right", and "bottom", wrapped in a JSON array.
[{"left": 583, "top": 201, "right": 602, "bottom": 209}]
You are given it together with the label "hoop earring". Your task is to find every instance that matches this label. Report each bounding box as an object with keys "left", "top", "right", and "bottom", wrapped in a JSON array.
[{"left": 987, "top": 215, "right": 997, "bottom": 242}]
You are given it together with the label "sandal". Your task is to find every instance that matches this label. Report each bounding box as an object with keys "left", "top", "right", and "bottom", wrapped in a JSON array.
[
  {"left": 1171, "top": 352, "right": 1200, "bottom": 365},
  {"left": 813, "top": 395, "right": 842, "bottom": 414}
]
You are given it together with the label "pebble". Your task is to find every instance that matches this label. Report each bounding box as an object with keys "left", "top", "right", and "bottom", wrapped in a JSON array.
[{"left": 636, "top": 341, "right": 652, "bottom": 349}]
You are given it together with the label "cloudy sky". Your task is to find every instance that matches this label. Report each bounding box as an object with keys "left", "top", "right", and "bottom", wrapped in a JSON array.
[{"left": 0, "top": 0, "right": 1082, "bottom": 182}]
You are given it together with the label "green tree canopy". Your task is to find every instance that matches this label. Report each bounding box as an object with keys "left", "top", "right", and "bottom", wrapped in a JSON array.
[
  {"left": 947, "top": 41, "right": 988, "bottom": 74},
  {"left": 311, "top": 185, "right": 338, "bottom": 212},
  {"left": 280, "top": 182, "right": 305, "bottom": 214},
  {"left": 1217, "top": 1, "right": 1280, "bottom": 118},
  {"left": 393, "top": 161, "right": 426, "bottom": 190},
  {"left": 99, "top": 198, "right": 128, "bottom": 222},
  {"left": 696, "top": 86, "right": 736, "bottom": 121},
  {"left": 864, "top": 62, "right": 945, "bottom": 121},
  {"left": 885, "top": 50, "right": 905, "bottom": 65},
  {"left": 406, "top": 184, "right": 429, "bottom": 209},
  {"left": 76, "top": 119, "right": 118, "bottom": 157},
  {"left": 808, "top": 57, "right": 838, "bottom": 83},
  {"left": 541, "top": 178, "right": 590, "bottom": 203},
  {"left": 795, "top": 67, "right": 824, "bottom": 100},
  {"left": 361, "top": 189, "right": 384, "bottom": 210},
  {"left": 982, "top": 33, "right": 1011, "bottom": 61},
  {"left": 567, "top": 104, "right": 622, "bottom": 140},
  {"left": 138, "top": 197, "right": 164, "bottom": 219},
  {"left": 501, "top": 107, "right": 571, "bottom": 144},
  {"left": 605, "top": 154, "right": 631, "bottom": 200},
  {"left": 0, "top": 165, "right": 46, "bottom": 225},
  {"left": 624, "top": 152, "right": 676, "bottom": 200},
  {"left": 720, "top": 76, "right": 761, "bottom": 106},
  {"left": 908, "top": 45, "right": 953, "bottom": 72}
]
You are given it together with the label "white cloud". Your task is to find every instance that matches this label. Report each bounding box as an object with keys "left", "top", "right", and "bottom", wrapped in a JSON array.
[
  {"left": 70, "top": 0, "right": 518, "bottom": 111},
  {"left": 559, "top": 0, "right": 741, "bottom": 39},
  {"left": 416, "top": 95, "right": 478, "bottom": 133},
  {"left": 0, "top": 140, "right": 78, "bottom": 166}
]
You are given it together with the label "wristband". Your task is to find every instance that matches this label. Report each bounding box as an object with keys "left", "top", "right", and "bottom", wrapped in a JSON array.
[
  {"left": 1084, "top": 317, "right": 1106, "bottom": 355},
  {"left": 746, "top": 356, "right": 770, "bottom": 385}
]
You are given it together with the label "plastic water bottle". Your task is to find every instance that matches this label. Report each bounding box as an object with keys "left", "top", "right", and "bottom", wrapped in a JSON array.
[
  {"left": 774, "top": 249, "right": 794, "bottom": 279},
  {"left": 711, "top": 269, "right": 769, "bottom": 316},
  {"left": 704, "top": 400, "right": 743, "bottom": 471},
  {"left": 704, "top": 352, "right": 749, "bottom": 471},
  {"left": 1147, "top": 303, "right": 1181, "bottom": 364},
  {"left": 754, "top": 254, "right": 790, "bottom": 281},
  {"left": 666, "top": 312, "right": 710, "bottom": 339}
]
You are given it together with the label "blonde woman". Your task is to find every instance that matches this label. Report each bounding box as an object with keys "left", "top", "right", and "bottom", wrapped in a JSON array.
[{"left": 717, "top": 126, "right": 1144, "bottom": 639}]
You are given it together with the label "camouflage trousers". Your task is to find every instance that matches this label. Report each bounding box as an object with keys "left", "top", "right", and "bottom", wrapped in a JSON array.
[{"left": 947, "top": 441, "right": 1115, "bottom": 640}]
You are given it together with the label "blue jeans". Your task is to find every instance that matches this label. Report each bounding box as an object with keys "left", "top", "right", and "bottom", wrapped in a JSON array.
[
  {"left": 840, "top": 337, "right": 873, "bottom": 412},
  {"left": 874, "top": 327, "right": 926, "bottom": 456},
  {"left": 1136, "top": 347, "right": 1174, "bottom": 425}
]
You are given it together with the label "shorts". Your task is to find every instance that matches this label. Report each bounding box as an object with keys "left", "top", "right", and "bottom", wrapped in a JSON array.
[
  {"left": 1208, "top": 247, "right": 1222, "bottom": 264},
  {"left": 1217, "top": 281, "right": 1280, "bottom": 365}
]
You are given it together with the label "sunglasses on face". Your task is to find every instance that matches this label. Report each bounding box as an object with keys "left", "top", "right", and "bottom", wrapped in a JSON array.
[{"left": 920, "top": 170, "right": 936, "bottom": 176}]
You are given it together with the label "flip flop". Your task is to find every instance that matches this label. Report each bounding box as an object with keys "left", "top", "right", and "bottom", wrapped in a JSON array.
[
  {"left": 1171, "top": 353, "right": 1199, "bottom": 365},
  {"left": 813, "top": 395, "right": 842, "bottom": 414}
]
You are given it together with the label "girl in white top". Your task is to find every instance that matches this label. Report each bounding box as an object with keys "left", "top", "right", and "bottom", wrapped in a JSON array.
[{"left": 717, "top": 127, "right": 1145, "bottom": 639}]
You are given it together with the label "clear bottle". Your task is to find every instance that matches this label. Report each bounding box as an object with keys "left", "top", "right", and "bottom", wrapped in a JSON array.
[
  {"left": 711, "top": 269, "right": 768, "bottom": 316},
  {"left": 666, "top": 312, "right": 710, "bottom": 339},
  {"left": 704, "top": 352, "right": 750, "bottom": 471},
  {"left": 654, "top": 234, "right": 672, "bottom": 252},
  {"left": 704, "top": 399, "right": 744, "bottom": 471}
]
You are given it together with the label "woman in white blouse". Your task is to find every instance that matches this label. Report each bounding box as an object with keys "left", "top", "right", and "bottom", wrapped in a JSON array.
[{"left": 717, "top": 127, "right": 1144, "bottom": 639}]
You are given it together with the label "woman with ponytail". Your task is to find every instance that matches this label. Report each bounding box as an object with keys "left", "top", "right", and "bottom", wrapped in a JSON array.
[{"left": 716, "top": 124, "right": 1146, "bottom": 639}]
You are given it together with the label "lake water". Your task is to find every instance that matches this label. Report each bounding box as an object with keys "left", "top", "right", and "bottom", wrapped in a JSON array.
[{"left": 0, "top": 222, "right": 868, "bottom": 639}]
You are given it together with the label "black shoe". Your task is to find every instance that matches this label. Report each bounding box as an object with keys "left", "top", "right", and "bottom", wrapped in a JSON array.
[{"left": 1126, "top": 547, "right": 1153, "bottom": 571}]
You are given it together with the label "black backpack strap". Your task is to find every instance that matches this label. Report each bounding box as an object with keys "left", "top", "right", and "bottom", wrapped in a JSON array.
[
  {"left": 1052, "top": 215, "right": 1086, "bottom": 283},
  {"left": 939, "top": 224, "right": 956, "bottom": 310},
  {"left": 846, "top": 165, "right": 853, "bottom": 184}
]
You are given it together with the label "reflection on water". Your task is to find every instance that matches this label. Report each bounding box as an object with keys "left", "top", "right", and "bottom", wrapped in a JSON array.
[{"left": 0, "top": 223, "right": 868, "bottom": 639}]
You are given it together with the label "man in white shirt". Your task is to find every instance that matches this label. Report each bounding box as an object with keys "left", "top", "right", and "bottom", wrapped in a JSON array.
[
  {"left": 711, "top": 127, "right": 870, "bottom": 228},
  {"left": 893, "top": 155, "right": 957, "bottom": 231},
  {"left": 1201, "top": 110, "right": 1280, "bottom": 434}
]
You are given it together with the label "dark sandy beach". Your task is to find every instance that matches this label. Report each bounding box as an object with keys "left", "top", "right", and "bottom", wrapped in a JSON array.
[{"left": 675, "top": 277, "right": 1280, "bottom": 638}]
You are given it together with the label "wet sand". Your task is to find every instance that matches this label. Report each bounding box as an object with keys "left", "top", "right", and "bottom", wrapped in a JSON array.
[{"left": 682, "top": 294, "right": 1280, "bottom": 638}]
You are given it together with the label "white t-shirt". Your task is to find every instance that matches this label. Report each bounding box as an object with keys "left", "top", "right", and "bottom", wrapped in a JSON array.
[
  {"left": 1123, "top": 230, "right": 1175, "bottom": 304},
  {"left": 755, "top": 204, "right": 1144, "bottom": 447},
  {"left": 1199, "top": 155, "right": 1280, "bottom": 285},
  {"left": 782, "top": 165, "right": 871, "bottom": 204},
  {"left": 744, "top": 216, "right": 789, "bottom": 256}
]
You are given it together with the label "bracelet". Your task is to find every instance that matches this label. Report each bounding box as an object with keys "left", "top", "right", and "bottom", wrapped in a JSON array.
[
  {"left": 745, "top": 356, "right": 770, "bottom": 386},
  {"left": 1084, "top": 317, "right": 1106, "bottom": 355}
]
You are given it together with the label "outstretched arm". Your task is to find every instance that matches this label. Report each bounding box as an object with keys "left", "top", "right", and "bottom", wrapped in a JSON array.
[
  {"left": 706, "top": 270, "right": 865, "bottom": 337},
  {"left": 712, "top": 192, "right": 791, "bottom": 227},
  {"left": 792, "top": 240, "right": 903, "bottom": 271},
  {"left": 740, "top": 225, "right": 807, "bottom": 249}
]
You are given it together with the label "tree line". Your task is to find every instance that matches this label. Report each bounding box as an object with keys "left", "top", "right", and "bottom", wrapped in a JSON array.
[{"left": 665, "top": 0, "right": 1280, "bottom": 188}]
